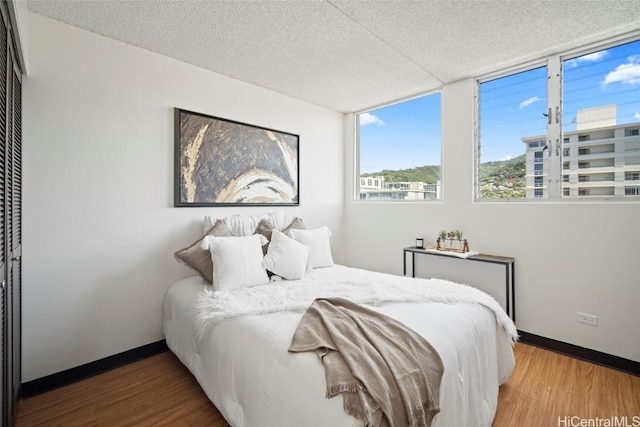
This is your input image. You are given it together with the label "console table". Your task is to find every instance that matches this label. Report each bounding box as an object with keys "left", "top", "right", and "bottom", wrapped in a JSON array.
[{"left": 403, "top": 247, "right": 516, "bottom": 322}]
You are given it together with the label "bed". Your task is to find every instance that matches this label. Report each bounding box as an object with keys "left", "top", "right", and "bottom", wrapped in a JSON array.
[{"left": 163, "top": 263, "right": 516, "bottom": 427}]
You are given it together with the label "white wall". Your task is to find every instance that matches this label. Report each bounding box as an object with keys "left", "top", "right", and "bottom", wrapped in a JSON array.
[
  {"left": 23, "top": 12, "right": 345, "bottom": 382},
  {"left": 343, "top": 79, "right": 640, "bottom": 363}
]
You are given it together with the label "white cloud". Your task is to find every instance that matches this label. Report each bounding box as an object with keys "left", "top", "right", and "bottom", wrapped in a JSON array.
[
  {"left": 359, "top": 113, "right": 384, "bottom": 126},
  {"left": 582, "top": 51, "right": 608, "bottom": 62},
  {"left": 500, "top": 155, "right": 513, "bottom": 161},
  {"left": 519, "top": 96, "right": 542, "bottom": 109},
  {"left": 634, "top": 112, "right": 640, "bottom": 119},
  {"left": 566, "top": 50, "right": 608, "bottom": 67},
  {"left": 602, "top": 55, "right": 640, "bottom": 87}
]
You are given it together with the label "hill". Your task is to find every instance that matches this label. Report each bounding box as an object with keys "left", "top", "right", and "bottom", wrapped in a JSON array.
[
  {"left": 361, "top": 154, "right": 526, "bottom": 198},
  {"left": 478, "top": 154, "right": 526, "bottom": 198},
  {"left": 361, "top": 164, "right": 440, "bottom": 184}
]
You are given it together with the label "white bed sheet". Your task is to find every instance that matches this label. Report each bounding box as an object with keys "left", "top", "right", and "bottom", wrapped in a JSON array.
[{"left": 163, "top": 265, "right": 515, "bottom": 427}]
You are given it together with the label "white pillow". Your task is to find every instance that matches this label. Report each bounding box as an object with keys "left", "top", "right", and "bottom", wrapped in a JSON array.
[
  {"left": 201, "top": 234, "right": 269, "bottom": 290},
  {"left": 262, "top": 229, "right": 310, "bottom": 280},
  {"left": 203, "top": 211, "right": 287, "bottom": 235},
  {"left": 287, "top": 227, "right": 334, "bottom": 269}
]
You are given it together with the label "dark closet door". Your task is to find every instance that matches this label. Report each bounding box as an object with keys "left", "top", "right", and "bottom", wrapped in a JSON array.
[
  {"left": 6, "top": 59, "right": 20, "bottom": 426},
  {"left": 3, "top": 65, "right": 11, "bottom": 427},
  {"left": 0, "top": 9, "right": 7, "bottom": 425},
  {"left": 0, "top": 2, "right": 20, "bottom": 424}
]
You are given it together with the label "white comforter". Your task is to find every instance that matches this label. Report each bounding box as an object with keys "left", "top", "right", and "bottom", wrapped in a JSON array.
[{"left": 163, "top": 265, "right": 516, "bottom": 427}]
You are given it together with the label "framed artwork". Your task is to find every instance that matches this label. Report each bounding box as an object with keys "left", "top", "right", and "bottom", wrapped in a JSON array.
[{"left": 174, "top": 108, "right": 299, "bottom": 207}]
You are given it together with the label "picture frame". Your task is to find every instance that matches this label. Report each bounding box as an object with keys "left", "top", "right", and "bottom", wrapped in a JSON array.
[{"left": 174, "top": 108, "right": 299, "bottom": 207}]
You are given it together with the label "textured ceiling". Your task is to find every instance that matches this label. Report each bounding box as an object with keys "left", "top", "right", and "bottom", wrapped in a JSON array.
[{"left": 27, "top": 0, "right": 640, "bottom": 112}]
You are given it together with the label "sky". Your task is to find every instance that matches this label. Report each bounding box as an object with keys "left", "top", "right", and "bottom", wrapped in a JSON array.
[
  {"left": 358, "top": 93, "right": 441, "bottom": 173},
  {"left": 358, "top": 39, "right": 640, "bottom": 172}
]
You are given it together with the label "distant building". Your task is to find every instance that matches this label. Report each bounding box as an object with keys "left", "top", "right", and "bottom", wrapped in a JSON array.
[
  {"left": 523, "top": 105, "right": 640, "bottom": 198},
  {"left": 359, "top": 176, "right": 385, "bottom": 192},
  {"left": 359, "top": 178, "right": 441, "bottom": 200},
  {"left": 575, "top": 104, "right": 617, "bottom": 131}
]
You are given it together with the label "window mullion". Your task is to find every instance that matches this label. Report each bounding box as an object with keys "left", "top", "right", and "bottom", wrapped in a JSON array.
[{"left": 546, "top": 56, "right": 562, "bottom": 199}]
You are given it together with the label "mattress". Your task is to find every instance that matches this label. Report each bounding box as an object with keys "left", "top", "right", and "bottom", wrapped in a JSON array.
[{"left": 163, "top": 265, "right": 516, "bottom": 427}]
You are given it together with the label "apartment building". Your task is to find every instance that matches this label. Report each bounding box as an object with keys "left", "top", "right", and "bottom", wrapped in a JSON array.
[
  {"left": 359, "top": 176, "right": 385, "bottom": 192},
  {"left": 523, "top": 105, "right": 640, "bottom": 198},
  {"left": 358, "top": 177, "right": 441, "bottom": 200}
]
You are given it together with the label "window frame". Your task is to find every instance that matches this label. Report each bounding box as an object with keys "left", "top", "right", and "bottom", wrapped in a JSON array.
[
  {"left": 474, "top": 34, "right": 640, "bottom": 203},
  {"left": 354, "top": 90, "right": 444, "bottom": 203}
]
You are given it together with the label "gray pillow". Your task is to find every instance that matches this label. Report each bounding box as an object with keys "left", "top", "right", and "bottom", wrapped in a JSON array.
[
  {"left": 174, "top": 220, "right": 232, "bottom": 283},
  {"left": 283, "top": 217, "right": 306, "bottom": 233},
  {"left": 255, "top": 217, "right": 306, "bottom": 255}
]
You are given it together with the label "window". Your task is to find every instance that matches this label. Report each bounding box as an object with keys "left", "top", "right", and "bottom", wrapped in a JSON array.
[
  {"left": 625, "top": 187, "right": 640, "bottom": 196},
  {"left": 478, "top": 66, "right": 547, "bottom": 199},
  {"left": 356, "top": 93, "right": 441, "bottom": 201},
  {"left": 625, "top": 172, "right": 640, "bottom": 181},
  {"left": 477, "top": 38, "right": 640, "bottom": 200},
  {"left": 534, "top": 151, "right": 544, "bottom": 163},
  {"left": 534, "top": 176, "right": 544, "bottom": 188},
  {"left": 562, "top": 38, "right": 640, "bottom": 199}
]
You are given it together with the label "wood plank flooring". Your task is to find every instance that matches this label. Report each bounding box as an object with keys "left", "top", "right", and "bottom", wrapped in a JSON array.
[
  {"left": 16, "top": 352, "right": 228, "bottom": 427},
  {"left": 16, "top": 343, "right": 640, "bottom": 426},
  {"left": 493, "top": 344, "right": 640, "bottom": 426}
]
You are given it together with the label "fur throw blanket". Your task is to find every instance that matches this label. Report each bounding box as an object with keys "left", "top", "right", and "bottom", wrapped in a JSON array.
[{"left": 196, "top": 265, "right": 518, "bottom": 342}]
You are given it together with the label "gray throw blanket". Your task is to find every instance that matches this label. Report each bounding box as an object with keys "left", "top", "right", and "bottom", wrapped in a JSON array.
[{"left": 288, "top": 298, "right": 444, "bottom": 427}]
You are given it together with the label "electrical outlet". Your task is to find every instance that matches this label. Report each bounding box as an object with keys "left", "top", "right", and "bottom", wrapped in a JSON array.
[{"left": 576, "top": 312, "right": 598, "bottom": 326}]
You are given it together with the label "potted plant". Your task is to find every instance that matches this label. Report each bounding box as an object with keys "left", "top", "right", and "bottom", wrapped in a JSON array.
[
  {"left": 453, "top": 230, "right": 463, "bottom": 249},
  {"left": 437, "top": 230, "right": 447, "bottom": 249}
]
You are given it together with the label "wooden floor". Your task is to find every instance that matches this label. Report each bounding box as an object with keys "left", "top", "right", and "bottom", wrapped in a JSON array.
[{"left": 16, "top": 343, "right": 640, "bottom": 426}]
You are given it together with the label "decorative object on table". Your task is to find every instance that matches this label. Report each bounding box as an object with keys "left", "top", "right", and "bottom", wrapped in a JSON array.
[
  {"left": 415, "top": 238, "right": 424, "bottom": 249},
  {"left": 174, "top": 108, "right": 299, "bottom": 207},
  {"left": 436, "top": 229, "right": 470, "bottom": 253}
]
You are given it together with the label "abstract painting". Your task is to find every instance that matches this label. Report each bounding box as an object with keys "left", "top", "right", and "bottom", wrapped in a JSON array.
[{"left": 174, "top": 108, "right": 299, "bottom": 207}]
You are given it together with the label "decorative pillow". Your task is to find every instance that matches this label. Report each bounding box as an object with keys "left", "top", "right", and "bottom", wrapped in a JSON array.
[
  {"left": 283, "top": 216, "right": 306, "bottom": 233},
  {"left": 201, "top": 234, "right": 270, "bottom": 290},
  {"left": 287, "top": 227, "right": 334, "bottom": 269},
  {"left": 254, "top": 218, "right": 276, "bottom": 242},
  {"left": 203, "top": 211, "right": 286, "bottom": 236},
  {"left": 255, "top": 216, "right": 306, "bottom": 254},
  {"left": 262, "top": 230, "right": 310, "bottom": 280},
  {"left": 174, "top": 220, "right": 233, "bottom": 283}
]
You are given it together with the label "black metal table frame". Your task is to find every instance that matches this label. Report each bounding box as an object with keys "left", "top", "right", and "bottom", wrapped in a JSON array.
[{"left": 403, "top": 247, "right": 516, "bottom": 323}]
